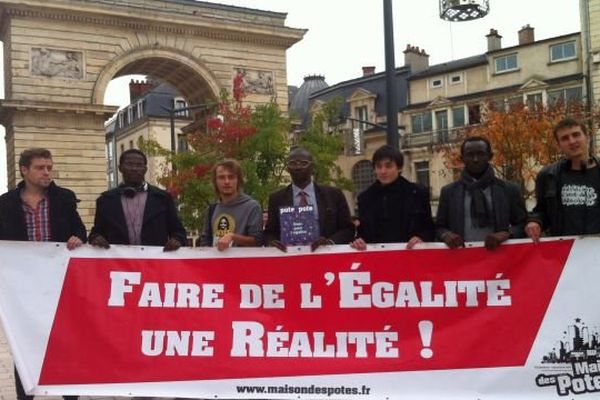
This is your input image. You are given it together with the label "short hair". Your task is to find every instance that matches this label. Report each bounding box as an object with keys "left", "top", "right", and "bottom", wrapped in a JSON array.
[
  {"left": 372, "top": 145, "right": 403, "bottom": 168},
  {"left": 288, "top": 146, "right": 313, "bottom": 161},
  {"left": 212, "top": 159, "right": 244, "bottom": 192},
  {"left": 460, "top": 136, "right": 492, "bottom": 155},
  {"left": 19, "top": 148, "right": 52, "bottom": 170},
  {"left": 553, "top": 118, "right": 587, "bottom": 140},
  {"left": 119, "top": 149, "right": 147, "bottom": 165}
]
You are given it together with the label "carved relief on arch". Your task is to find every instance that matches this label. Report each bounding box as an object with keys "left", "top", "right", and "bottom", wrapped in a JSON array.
[
  {"left": 31, "top": 48, "right": 84, "bottom": 79},
  {"left": 234, "top": 68, "right": 274, "bottom": 95}
]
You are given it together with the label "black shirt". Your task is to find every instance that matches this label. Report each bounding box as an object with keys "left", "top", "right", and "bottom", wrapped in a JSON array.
[{"left": 560, "top": 166, "right": 600, "bottom": 235}]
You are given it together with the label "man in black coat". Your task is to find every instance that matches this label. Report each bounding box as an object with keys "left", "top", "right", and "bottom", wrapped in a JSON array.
[
  {"left": 89, "top": 149, "right": 186, "bottom": 250},
  {"left": 526, "top": 118, "right": 600, "bottom": 241},
  {"left": 436, "top": 136, "right": 527, "bottom": 250},
  {"left": 351, "top": 145, "right": 434, "bottom": 250},
  {"left": 0, "top": 148, "right": 85, "bottom": 400},
  {"left": 264, "top": 147, "right": 354, "bottom": 250}
]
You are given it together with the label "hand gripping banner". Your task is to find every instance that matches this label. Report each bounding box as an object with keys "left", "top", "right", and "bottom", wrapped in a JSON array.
[{"left": 0, "top": 238, "right": 598, "bottom": 399}]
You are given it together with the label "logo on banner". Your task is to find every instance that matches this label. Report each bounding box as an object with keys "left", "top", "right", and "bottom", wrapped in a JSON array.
[{"left": 535, "top": 318, "right": 600, "bottom": 396}]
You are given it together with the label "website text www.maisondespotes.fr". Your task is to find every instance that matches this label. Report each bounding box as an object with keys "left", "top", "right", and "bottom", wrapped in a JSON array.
[{"left": 236, "top": 383, "right": 372, "bottom": 396}]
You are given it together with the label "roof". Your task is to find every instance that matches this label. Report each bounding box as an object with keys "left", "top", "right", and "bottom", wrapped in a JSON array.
[
  {"left": 310, "top": 67, "right": 411, "bottom": 118},
  {"left": 408, "top": 54, "right": 488, "bottom": 80}
]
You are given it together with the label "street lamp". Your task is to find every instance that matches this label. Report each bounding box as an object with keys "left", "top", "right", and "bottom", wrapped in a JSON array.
[
  {"left": 439, "top": 0, "right": 490, "bottom": 22},
  {"left": 161, "top": 102, "right": 216, "bottom": 157},
  {"left": 383, "top": 0, "right": 399, "bottom": 150}
]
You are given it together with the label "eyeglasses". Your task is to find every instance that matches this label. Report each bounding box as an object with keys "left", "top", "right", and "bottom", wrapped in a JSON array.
[{"left": 287, "top": 160, "right": 311, "bottom": 168}]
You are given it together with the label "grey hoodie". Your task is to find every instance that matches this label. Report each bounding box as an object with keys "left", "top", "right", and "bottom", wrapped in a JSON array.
[{"left": 200, "top": 193, "right": 263, "bottom": 247}]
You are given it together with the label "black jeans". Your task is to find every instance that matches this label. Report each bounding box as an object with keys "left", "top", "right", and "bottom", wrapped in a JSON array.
[{"left": 15, "top": 366, "right": 78, "bottom": 400}]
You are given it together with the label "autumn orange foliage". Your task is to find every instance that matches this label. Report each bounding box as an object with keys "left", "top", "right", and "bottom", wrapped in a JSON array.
[{"left": 438, "top": 100, "right": 600, "bottom": 199}]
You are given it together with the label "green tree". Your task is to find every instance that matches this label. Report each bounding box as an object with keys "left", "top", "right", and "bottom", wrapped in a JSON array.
[
  {"left": 298, "top": 96, "right": 353, "bottom": 191},
  {"left": 141, "top": 74, "right": 290, "bottom": 231}
]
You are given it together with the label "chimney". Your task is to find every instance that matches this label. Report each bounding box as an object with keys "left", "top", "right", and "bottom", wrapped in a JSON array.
[
  {"left": 486, "top": 29, "right": 502, "bottom": 51},
  {"left": 518, "top": 25, "right": 535, "bottom": 45},
  {"left": 362, "top": 66, "right": 376, "bottom": 76},
  {"left": 129, "top": 79, "right": 154, "bottom": 102},
  {"left": 403, "top": 44, "right": 429, "bottom": 73}
]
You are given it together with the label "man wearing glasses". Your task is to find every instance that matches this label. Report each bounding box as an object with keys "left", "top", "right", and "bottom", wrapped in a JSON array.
[{"left": 264, "top": 147, "right": 354, "bottom": 251}]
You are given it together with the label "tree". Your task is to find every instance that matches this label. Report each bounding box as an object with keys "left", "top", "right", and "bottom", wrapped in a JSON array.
[
  {"left": 141, "top": 73, "right": 289, "bottom": 230},
  {"left": 437, "top": 100, "right": 600, "bottom": 199},
  {"left": 297, "top": 96, "right": 353, "bottom": 191}
]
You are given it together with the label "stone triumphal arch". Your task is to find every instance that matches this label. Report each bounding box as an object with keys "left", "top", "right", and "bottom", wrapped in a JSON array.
[{"left": 0, "top": 0, "right": 305, "bottom": 225}]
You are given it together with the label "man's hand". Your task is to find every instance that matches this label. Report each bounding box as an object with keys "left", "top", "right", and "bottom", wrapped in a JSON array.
[
  {"left": 90, "top": 234, "right": 110, "bottom": 249},
  {"left": 442, "top": 232, "right": 464, "bottom": 249},
  {"left": 350, "top": 238, "right": 367, "bottom": 251},
  {"left": 310, "top": 237, "right": 334, "bottom": 252},
  {"left": 525, "top": 221, "right": 542, "bottom": 243},
  {"left": 163, "top": 237, "right": 181, "bottom": 252},
  {"left": 66, "top": 236, "right": 83, "bottom": 250},
  {"left": 406, "top": 235, "right": 423, "bottom": 249},
  {"left": 270, "top": 240, "right": 287, "bottom": 253},
  {"left": 484, "top": 231, "right": 510, "bottom": 251},
  {"left": 216, "top": 233, "right": 234, "bottom": 251}
]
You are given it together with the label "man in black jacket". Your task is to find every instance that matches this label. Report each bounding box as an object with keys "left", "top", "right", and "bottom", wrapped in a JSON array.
[
  {"left": 0, "top": 148, "right": 85, "bottom": 400},
  {"left": 264, "top": 147, "right": 354, "bottom": 251},
  {"left": 351, "top": 145, "right": 434, "bottom": 250},
  {"left": 526, "top": 118, "right": 600, "bottom": 241},
  {"left": 436, "top": 136, "right": 527, "bottom": 250},
  {"left": 89, "top": 149, "right": 186, "bottom": 250}
]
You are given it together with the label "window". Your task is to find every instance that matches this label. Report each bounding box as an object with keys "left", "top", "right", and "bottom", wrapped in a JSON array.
[
  {"left": 495, "top": 54, "right": 518, "bottom": 73},
  {"left": 468, "top": 104, "right": 481, "bottom": 125},
  {"left": 137, "top": 100, "right": 146, "bottom": 118},
  {"left": 414, "top": 161, "right": 430, "bottom": 189},
  {"left": 174, "top": 98, "right": 188, "bottom": 117},
  {"left": 550, "top": 41, "right": 576, "bottom": 62},
  {"left": 507, "top": 96, "right": 523, "bottom": 111},
  {"left": 435, "top": 110, "right": 449, "bottom": 143},
  {"left": 355, "top": 106, "right": 368, "bottom": 131},
  {"left": 352, "top": 160, "right": 376, "bottom": 196},
  {"left": 430, "top": 78, "right": 443, "bottom": 88},
  {"left": 411, "top": 112, "right": 432, "bottom": 133},
  {"left": 452, "top": 106, "right": 465, "bottom": 127},
  {"left": 450, "top": 74, "right": 462, "bottom": 84},
  {"left": 129, "top": 140, "right": 134, "bottom": 149},
  {"left": 120, "top": 143, "right": 125, "bottom": 153},
  {"left": 177, "top": 134, "right": 189, "bottom": 153},
  {"left": 548, "top": 87, "right": 583, "bottom": 105},
  {"left": 128, "top": 105, "right": 138, "bottom": 123},
  {"left": 117, "top": 112, "right": 126, "bottom": 129},
  {"left": 526, "top": 93, "right": 543, "bottom": 109}
]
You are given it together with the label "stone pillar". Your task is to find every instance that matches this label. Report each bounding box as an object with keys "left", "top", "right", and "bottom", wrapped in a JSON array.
[{"left": 0, "top": 101, "right": 117, "bottom": 229}]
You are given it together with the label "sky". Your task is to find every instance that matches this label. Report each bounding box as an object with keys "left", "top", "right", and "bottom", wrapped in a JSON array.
[{"left": 0, "top": 0, "right": 583, "bottom": 192}]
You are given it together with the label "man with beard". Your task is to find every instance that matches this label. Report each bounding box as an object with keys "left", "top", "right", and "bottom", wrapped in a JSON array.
[
  {"left": 89, "top": 149, "right": 186, "bottom": 250},
  {"left": 436, "top": 136, "right": 527, "bottom": 250},
  {"left": 264, "top": 147, "right": 354, "bottom": 251}
]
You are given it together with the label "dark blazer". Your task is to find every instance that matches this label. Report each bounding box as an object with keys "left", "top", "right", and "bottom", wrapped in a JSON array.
[
  {"left": 264, "top": 183, "right": 354, "bottom": 245},
  {"left": 435, "top": 177, "right": 527, "bottom": 240},
  {"left": 0, "top": 181, "right": 87, "bottom": 242},
  {"left": 357, "top": 176, "right": 434, "bottom": 243},
  {"left": 89, "top": 184, "right": 187, "bottom": 246}
]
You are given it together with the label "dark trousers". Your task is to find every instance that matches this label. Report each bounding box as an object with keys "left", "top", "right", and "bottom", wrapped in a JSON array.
[{"left": 15, "top": 366, "right": 78, "bottom": 400}]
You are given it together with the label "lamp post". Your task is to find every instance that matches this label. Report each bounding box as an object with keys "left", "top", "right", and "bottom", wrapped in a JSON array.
[
  {"left": 383, "top": 0, "right": 399, "bottom": 150},
  {"left": 161, "top": 102, "right": 215, "bottom": 161}
]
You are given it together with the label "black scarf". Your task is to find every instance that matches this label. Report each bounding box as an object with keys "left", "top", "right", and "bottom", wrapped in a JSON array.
[{"left": 461, "top": 165, "right": 494, "bottom": 228}]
